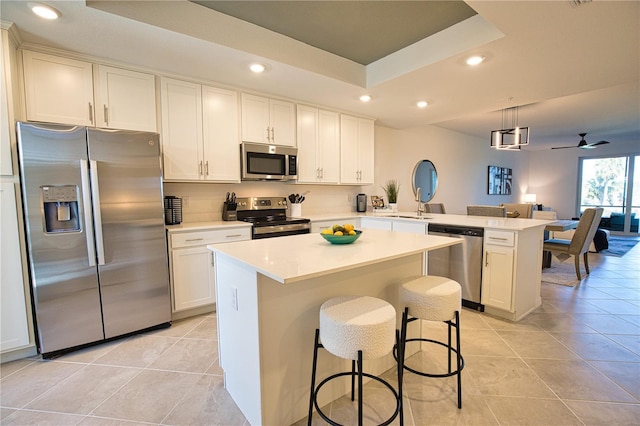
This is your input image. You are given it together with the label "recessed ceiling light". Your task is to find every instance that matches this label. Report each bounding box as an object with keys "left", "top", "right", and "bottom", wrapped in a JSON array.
[
  {"left": 417, "top": 101, "right": 428, "bottom": 108},
  {"left": 466, "top": 55, "right": 485, "bottom": 66},
  {"left": 250, "top": 63, "right": 265, "bottom": 73},
  {"left": 29, "top": 3, "right": 60, "bottom": 20},
  {"left": 360, "top": 95, "right": 371, "bottom": 102}
]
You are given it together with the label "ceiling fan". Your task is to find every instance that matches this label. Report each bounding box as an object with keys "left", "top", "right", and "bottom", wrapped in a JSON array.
[{"left": 552, "top": 133, "right": 610, "bottom": 150}]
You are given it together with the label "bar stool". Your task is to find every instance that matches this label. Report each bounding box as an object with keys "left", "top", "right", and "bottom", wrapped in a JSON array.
[
  {"left": 308, "top": 295, "right": 404, "bottom": 426},
  {"left": 396, "top": 275, "right": 464, "bottom": 409}
]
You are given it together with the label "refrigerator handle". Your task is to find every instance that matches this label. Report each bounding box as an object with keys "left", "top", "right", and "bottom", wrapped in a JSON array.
[
  {"left": 89, "top": 160, "right": 106, "bottom": 266},
  {"left": 80, "top": 160, "right": 96, "bottom": 267}
]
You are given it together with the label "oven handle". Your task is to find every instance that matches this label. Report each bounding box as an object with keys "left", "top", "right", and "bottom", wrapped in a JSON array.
[{"left": 253, "top": 223, "right": 311, "bottom": 236}]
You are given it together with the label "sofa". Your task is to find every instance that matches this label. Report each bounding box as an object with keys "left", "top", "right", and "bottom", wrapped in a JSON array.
[{"left": 608, "top": 212, "right": 638, "bottom": 232}]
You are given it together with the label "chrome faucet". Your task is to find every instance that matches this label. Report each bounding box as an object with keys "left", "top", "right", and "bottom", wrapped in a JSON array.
[{"left": 416, "top": 187, "right": 425, "bottom": 216}]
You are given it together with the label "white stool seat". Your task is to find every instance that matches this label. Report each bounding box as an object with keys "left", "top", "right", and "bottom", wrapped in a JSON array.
[
  {"left": 320, "top": 295, "right": 396, "bottom": 360},
  {"left": 400, "top": 275, "right": 461, "bottom": 322}
]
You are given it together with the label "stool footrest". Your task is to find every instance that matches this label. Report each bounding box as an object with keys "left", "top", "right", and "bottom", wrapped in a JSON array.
[{"left": 400, "top": 338, "right": 465, "bottom": 378}]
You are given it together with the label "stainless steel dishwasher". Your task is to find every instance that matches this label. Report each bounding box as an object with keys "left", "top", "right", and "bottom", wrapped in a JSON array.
[{"left": 428, "top": 224, "right": 484, "bottom": 311}]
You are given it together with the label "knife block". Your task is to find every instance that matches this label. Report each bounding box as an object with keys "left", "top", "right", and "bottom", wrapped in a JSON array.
[{"left": 222, "top": 203, "right": 237, "bottom": 221}]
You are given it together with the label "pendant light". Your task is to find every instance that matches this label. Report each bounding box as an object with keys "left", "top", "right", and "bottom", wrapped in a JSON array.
[{"left": 490, "top": 106, "right": 530, "bottom": 150}]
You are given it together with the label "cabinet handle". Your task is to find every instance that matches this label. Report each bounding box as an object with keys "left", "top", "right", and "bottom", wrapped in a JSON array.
[
  {"left": 205, "top": 161, "right": 209, "bottom": 176},
  {"left": 266, "top": 127, "right": 271, "bottom": 142},
  {"left": 485, "top": 251, "right": 489, "bottom": 266},
  {"left": 185, "top": 238, "right": 204, "bottom": 242},
  {"left": 88, "top": 103, "right": 94, "bottom": 124},
  {"left": 271, "top": 127, "right": 275, "bottom": 141},
  {"left": 225, "top": 234, "right": 242, "bottom": 238},
  {"left": 320, "top": 167, "right": 324, "bottom": 178},
  {"left": 489, "top": 237, "right": 508, "bottom": 241},
  {"left": 103, "top": 104, "right": 109, "bottom": 126},
  {"left": 211, "top": 252, "right": 214, "bottom": 267},
  {"left": 199, "top": 161, "right": 203, "bottom": 175}
]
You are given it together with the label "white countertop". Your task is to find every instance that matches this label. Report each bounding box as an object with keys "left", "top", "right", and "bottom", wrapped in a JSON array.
[
  {"left": 364, "top": 212, "right": 553, "bottom": 231},
  {"left": 166, "top": 221, "right": 252, "bottom": 233},
  {"left": 208, "top": 228, "right": 460, "bottom": 284}
]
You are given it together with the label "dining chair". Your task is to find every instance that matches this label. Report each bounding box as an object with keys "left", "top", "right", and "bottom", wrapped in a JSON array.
[
  {"left": 466, "top": 205, "right": 506, "bottom": 217},
  {"left": 424, "top": 203, "right": 446, "bottom": 214},
  {"left": 500, "top": 203, "right": 533, "bottom": 218},
  {"left": 542, "top": 207, "right": 603, "bottom": 280}
]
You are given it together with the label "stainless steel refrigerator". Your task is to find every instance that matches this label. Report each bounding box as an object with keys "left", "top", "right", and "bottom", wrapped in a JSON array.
[{"left": 17, "top": 122, "right": 171, "bottom": 356}]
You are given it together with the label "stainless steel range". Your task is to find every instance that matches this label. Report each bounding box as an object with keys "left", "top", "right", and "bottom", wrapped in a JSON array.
[{"left": 236, "top": 196, "right": 311, "bottom": 239}]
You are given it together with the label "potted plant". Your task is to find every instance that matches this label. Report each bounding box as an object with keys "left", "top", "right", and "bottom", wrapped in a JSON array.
[{"left": 382, "top": 179, "right": 400, "bottom": 212}]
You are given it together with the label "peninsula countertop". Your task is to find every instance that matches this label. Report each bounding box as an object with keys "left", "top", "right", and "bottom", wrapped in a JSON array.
[{"left": 207, "top": 228, "right": 460, "bottom": 284}]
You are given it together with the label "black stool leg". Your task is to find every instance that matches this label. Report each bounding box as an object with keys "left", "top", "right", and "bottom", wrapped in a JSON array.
[
  {"left": 357, "top": 350, "right": 363, "bottom": 426},
  {"left": 455, "top": 310, "right": 462, "bottom": 409},
  {"left": 396, "top": 329, "right": 404, "bottom": 426},
  {"left": 447, "top": 320, "right": 452, "bottom": 374},
  {"left": 308, "top": 329, "right": 321, "bottom": 425}
]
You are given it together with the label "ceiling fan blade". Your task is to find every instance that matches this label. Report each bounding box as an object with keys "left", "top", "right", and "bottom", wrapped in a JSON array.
[
  {"left": 551, "top": 145, "right": 577, "bottom": 149},
  {"left": 589, "top": 140, "right": 610, "bottom": 147}
]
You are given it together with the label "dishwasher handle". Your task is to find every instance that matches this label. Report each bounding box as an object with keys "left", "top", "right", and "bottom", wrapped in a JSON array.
[{"left": 429, "top": 224, "right": 484, "bottom": 237}]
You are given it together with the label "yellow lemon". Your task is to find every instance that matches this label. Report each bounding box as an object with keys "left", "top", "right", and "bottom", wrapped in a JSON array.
[
  {"left": 348, "top": 230, "right": 356, "bottom": 236},
  {"left": 334, "top": 231, "right": 344, "bottom": 236},
  {"left": 343, "top": 224, "right": 355, "bottom": 232},
  {"left": 321, "top": 229, "right": 333, "bottom": 235}
]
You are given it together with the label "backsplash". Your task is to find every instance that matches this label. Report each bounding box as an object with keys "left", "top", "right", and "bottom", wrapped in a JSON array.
[{"left": 163, "top": 182, "right": 369, "bottom": 222}]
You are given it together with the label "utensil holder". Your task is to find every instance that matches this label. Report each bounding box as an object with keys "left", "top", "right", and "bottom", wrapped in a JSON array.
[{"left": 288, "top": 203, "right": 302, "bottom": 218}]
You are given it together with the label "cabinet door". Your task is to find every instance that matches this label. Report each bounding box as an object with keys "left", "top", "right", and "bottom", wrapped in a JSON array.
[
  {"left": 392, "top": 220, "right": 427, "bottom": 234},
  {"left": 171, "top": 246, "right": 216, "bottom": 312},
  {"left": 360, "top": 217, "right": 392, "bottom": 230},
  {"left": 1, "top": 34, "right": 13, "bottom": 175},
  {"left": 317, "top": 109, "right": 340, "bottom": 183},
  {"left": 481, "top": 245, "right": 514, "bottom": 311},
  {"left": 241, "top": 94, "right": 270, "bottom": 143},
  {"left": 296, "top": 105, "right": 319, "bottom": 182},
  {"left": 202, "top": 85, "right": 240, "bottom": 182},
  {"left": 357, "top": 118, "right": 375, "bottom": 184},
  {"left": 95, "top": 65, "right": 157, "bottom": 131},
  {"left": 1, "top": 182, "right": 30, "bottom": 351},
  {"left": 270, "top": 99, "right": 296, "bottom": 147},
  {"left": 160, "top": 78, "right": 203, "bottom": 180},
  {"left": 23, "top": 51, "right": 94, "bottom": 126},
  {"left": 340, "top": 114, "right": 360, "bottom": 183}
]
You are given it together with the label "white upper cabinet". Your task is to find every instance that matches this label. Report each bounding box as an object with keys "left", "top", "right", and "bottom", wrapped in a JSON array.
[
  {"left": 296, "top": 105, "right": 339, "bottom": 183},
  {"left": 23, "top": 50, "right": 94, "bottom": 126},
  {"left": 161, "top": 77, "right": 240, "bottom": 182},
  {"left": 201, "top": 85, "right": 240, "bottom": 182},
  {"left": 22, "top": 51, "right": 157, "bottom": 131},
  {"left": 241, "top": 93, "right": 296, "bottom": 147},
  {"left": 94, "top": 65, "right": 157, "bottom": 132},
  {"left": 340, "top": 114, "right": 374, "bottom": 184}
]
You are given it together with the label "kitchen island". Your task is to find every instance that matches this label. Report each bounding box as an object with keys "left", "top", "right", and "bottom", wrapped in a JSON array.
[{"left": 208, "top": 229, "right": 461, "bottom": 426}]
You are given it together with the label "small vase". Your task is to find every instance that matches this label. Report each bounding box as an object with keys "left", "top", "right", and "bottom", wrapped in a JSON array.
[{"left": 389, "top": 203, "right": 398, "bottom": 212}]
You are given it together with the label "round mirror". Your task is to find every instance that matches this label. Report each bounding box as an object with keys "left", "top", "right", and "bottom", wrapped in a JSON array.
[{"left": 412, "top": 160, "right": 438, "bottom": 202}]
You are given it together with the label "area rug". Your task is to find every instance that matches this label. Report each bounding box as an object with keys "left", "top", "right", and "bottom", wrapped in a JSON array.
[
  {"left": 542, "top": 260, "right": 582, "bottom": 287},
  {"left": 598, "top": 236, "right": 640, "bottom": 257}
]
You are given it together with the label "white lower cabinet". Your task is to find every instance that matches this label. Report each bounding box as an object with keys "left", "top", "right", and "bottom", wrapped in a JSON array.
[
  {"left": 481, "top": 230, "right": 515, "bottom": 311},
  {"left": 360, "top": 217, "right": 392, "bottom": 230},
  {"left": 168, "top": 226, "right": 251, "bottom": 317}
]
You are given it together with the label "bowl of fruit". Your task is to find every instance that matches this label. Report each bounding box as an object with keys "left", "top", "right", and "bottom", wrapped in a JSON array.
[{"left": 320, "top": 224, "right": 362, "bottom": 245}]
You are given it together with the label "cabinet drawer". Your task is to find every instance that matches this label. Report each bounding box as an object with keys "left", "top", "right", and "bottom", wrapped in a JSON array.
[
  {"left": 171, "top": 227, "right": 251, "bottom": 248},
  {"left": 485, "top": 230, "right": 515, "bottom": 247}
]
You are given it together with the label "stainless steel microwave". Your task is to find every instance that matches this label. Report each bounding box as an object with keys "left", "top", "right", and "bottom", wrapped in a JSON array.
[{"left": 241, "top": 142, "right": 298, "bottom": 181}]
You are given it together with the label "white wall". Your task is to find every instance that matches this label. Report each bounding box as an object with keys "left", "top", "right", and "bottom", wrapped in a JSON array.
[
  {"left": 373, "top": 125, "right": 531, "bottom": 215},
  {"left": 528, "top": 140, "right": 640, "bottom": 219}
]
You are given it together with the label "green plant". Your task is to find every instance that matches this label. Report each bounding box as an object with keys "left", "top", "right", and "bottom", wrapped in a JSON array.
[{"left": 382, "top": 179, "right": 400, "bottom": 203}]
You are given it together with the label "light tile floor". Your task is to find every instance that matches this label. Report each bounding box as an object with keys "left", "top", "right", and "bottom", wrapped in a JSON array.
[{"left": 1, "top": 241, "right": 639, "bottom": 425}]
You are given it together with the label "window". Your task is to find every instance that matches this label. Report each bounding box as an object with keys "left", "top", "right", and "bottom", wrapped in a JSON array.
[{"left": 578, "top": 155, "right": 639, "bottom": 234}]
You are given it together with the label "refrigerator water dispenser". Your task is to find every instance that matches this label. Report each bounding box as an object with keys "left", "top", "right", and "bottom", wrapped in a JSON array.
[{"left": 41, "top": 185, "right": 81, "bottom": 233}]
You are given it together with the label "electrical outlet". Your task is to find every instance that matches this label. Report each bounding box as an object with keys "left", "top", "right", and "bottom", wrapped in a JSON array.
[{"left": 231, "top": 286, "right": 238, "bottom": 310}]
